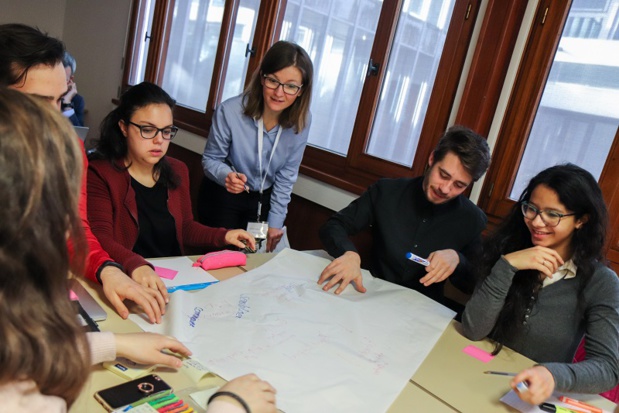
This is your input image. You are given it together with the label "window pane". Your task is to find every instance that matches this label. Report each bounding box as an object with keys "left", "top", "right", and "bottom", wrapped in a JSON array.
[
  {"left": 129, "top": 0, "right": 156, "bottom": 85},
  {"left": 221, "top": 0, "right": 260, "bottom": 102},
  {"left": 281, "top": 0, "right": 382, "bottom": 155},
  {"left": 511, "top": 0, "right": 619, "bottom": 199},
  {"left": 162, "top": 0, "right": 224, "bottom": 112},
  {"left": 366, "top": 0, "right": 456, "bottom": 166}
]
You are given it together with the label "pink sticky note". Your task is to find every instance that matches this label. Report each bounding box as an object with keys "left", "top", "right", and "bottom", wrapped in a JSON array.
[
  {"left": 463, "top": 345, "right": 495, "bottom": 363},
  {"left": 69, "top": 289, "right": 79, "bottom": 301},
  {"left": 154, "top": 266, "right": 178, "bottom": 280}
]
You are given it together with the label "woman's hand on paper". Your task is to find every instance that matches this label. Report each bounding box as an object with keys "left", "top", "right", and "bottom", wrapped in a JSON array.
[
  {"left": 131, "top": 265, "right": 169, "bottom": 305},
  {"left": 114, "top": 332, "right": 192, "bottom": 368},
  {"left": 318, "top": 251, "right": 366, "bottom": 295},
  {"left": 100, "top": 265, "right": 165, "bottom": 324},
  {"left": 504, "top": 246, "right": 564, "bottom": 279},
  {"left": 266, "top": 227, "right": 284, "bottom": 252},
  {"left": 225, "top": 229, "right": 256, "bottom": 250},
  {"left": 511, "top": 365, "right": 555, "bottom": 405},
  {"left": 215, "top": 374, "right": 277, "bottom": 413}
]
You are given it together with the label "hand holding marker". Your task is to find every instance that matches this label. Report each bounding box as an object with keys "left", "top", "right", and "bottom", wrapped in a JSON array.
[{"left": 406, "top": 252, "right": 430, "bottom": 266}]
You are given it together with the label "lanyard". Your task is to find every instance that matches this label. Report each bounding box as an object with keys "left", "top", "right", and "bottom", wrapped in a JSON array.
[{"left": 256, "top": 118, "right": 282, "bottom": 221}]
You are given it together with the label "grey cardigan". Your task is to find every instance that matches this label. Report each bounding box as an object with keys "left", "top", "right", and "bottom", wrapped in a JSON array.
[{"left": 462, "top": 257, "right": 619, "bottom": 393}]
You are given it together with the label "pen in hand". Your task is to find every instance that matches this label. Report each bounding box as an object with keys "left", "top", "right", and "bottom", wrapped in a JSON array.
[{"left": 230, "top": 165, "right": 250, "bottom": 193}]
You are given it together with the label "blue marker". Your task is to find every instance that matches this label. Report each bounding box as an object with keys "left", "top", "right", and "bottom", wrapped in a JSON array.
[
  {"left": 167, "top": 281, "right": 219, "bottom": 293},
  {"left": 406, "top": 252, "right": 430, "bottom": 266}
]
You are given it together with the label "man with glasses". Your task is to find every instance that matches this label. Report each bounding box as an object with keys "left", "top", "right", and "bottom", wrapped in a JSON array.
[
  {"left": 319, "top": 126, "right": 491, "bottom": 310},
  {"left": 0, "top": 23, "right": 167, "bottom": 324}
]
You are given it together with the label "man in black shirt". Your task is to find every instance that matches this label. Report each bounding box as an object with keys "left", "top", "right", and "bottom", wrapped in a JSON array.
[{"left": 318, "top": 126, "right": 491, "bottom": 305}]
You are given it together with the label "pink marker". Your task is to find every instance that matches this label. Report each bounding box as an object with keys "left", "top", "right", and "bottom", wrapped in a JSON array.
[{"left": 406, "top": 252, "right": 430, "bottom": 266}]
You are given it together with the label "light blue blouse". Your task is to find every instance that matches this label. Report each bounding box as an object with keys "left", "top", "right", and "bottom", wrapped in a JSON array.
[{"left": 202, "top": 94, "right": 311, "bottom": 228}]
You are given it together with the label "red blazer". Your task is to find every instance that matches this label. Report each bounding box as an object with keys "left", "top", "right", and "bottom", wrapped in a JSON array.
[
  {"left": 87, "top": 156, "right": 228, "bottom": 275},
  {"left": 78, "top": 140, "right": 113, "bottom": 283}
]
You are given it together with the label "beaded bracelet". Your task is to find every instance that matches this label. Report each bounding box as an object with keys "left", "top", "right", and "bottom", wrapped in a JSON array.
[{"left": 207, "top": 391, "right": 251, "bottom": 413}]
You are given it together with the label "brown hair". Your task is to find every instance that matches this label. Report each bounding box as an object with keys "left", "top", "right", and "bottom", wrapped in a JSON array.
[
  {"left": 432, "top": 125, "right": 491, "bottom": 181},
  {"left": 0, "top": 89, "right": 89, "bottom": 406},
  {"left": 243, "top": 41, "right": 313, "bottom": 133}
]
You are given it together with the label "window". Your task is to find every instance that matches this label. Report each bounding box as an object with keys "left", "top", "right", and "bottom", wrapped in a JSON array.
[
  {"left": 122, "top": 0, "right": 481, "bottom": 192},
  {"left": 479, "top": 0, "right": 619, "bottom": 268},
  {"left": 280, "top": 0, "right": 479, "bottom": 190},
  {"left": 123, "top": 0, "right": 261, "bottom": 135}
]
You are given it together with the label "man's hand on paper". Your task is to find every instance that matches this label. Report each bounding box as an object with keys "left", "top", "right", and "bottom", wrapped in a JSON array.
[
  {"left": 114, "top": 332, "right": 192, "bottom": 368},
  {"left": 511, "top": 365, "right": 555, "bottom": 405},
  {"left": 419, "top": 249, "right": 460, "bottom": 286},
  {"left": 217, "top": 374, "right": 277, "bottom": 413},
  {"left": 132, "top": 265, "right": 169, "bottom": 304},
  {"left": 100, "top": 265, "right": 165, "bottom": 324},
  {"left": 318, "top": 251, "right": 366, "bottom": 295}
]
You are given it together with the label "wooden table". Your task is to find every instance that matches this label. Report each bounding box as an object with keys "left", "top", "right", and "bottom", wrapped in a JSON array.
[{"left": 71, "top": 253, "right": 617, "bottom": 412}]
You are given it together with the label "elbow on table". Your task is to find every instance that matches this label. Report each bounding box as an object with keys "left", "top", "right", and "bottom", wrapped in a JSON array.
[{"left": 460, "top": 321, "right": 488, "bottom": 342}]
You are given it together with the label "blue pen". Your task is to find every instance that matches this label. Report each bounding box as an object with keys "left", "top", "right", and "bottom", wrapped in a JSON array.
[{"left": 167, "top": 281, "right": 219, "bottom": 293}]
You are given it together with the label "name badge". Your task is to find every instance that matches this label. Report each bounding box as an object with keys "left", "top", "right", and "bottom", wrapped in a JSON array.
[{"left": 247, "top": 221, "right": 268, "bottom": 239}]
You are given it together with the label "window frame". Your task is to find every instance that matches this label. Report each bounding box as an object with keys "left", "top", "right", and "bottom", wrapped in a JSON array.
[
  {"left": 476, "top": 0, "right": 619, "bottom": 270},
  {"left": 121, "top": 0, "right": 487, "bottom": 194}
]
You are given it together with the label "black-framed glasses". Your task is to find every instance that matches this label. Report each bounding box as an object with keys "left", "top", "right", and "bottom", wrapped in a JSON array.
[
  {"left": 128, "top": 121, "right": 178, "bottom": 140},
  {"left": 262, "top": 75, "right": 302, "bottom": 95},
  {"left": 521, "top": 201, "right": 576, "bottom": 227}
]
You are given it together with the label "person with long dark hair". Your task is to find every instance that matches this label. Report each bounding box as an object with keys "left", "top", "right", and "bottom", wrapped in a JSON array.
[
  {"left": 462, "top": 164, "right": 619, "bottom": 404},
  {"left": 88, "top": 82, "right": 255, "bottom": 302},
  {"left": 200, "top": 41, "right": 313, "bottom": 252}
]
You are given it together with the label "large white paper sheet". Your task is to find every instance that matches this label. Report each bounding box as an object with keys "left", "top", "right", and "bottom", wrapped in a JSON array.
[{"left": 131, "top": 249, "right": 455, "bottom": 413}]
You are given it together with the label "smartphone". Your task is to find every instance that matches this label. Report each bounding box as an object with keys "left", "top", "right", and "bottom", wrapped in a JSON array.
[{"left": 93, "top": 374, "right": 172, "bottom": 411}]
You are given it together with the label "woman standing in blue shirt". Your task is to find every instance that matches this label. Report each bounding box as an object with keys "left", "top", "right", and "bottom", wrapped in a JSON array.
[{"left": 200, "top": 41, "right": 313, "bottom": 252}]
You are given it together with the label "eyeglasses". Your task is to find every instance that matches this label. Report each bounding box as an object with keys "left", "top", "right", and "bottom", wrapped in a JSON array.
[
  {"left": 521, "top": 201, "right": 576, "bottom": 227},
  {"left": 128, "top": 121, "right": 178, "bottom": 140},
  {"left": 262, "top": 75, "right": 302, "bottom": 95}
]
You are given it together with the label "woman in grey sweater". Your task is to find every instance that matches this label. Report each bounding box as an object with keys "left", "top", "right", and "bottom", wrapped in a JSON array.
[{"left": 462, "top": 164, "right": 619, "bottom": 405}]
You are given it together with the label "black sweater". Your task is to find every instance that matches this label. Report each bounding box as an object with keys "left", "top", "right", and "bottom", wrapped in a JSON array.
[{"left": 319, "top": 177, "right": 487, "bottom": 304}]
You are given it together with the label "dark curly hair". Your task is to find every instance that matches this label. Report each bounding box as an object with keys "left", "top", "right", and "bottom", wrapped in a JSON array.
[
  {"left": 480, "top": 163, "right": 608, "bottom": 354},
  {"left": 91, "top": 82, "right": 179, "bottom": 188}
]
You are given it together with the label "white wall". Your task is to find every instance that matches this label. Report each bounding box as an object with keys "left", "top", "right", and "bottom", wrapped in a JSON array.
[
  {"left": 63, "top": 0, "right": 132, "bottom": 145},
  {"left": 0, "top": 0, "right": 66, "bottom": 37}
]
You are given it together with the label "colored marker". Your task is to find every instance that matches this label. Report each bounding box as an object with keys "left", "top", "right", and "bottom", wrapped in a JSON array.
[
  {"left": 406, "top": 252, "right": 430, "bottom": 266},
  {"left": 539, "top": 402, "right": 589, "bottom": 413},
  {"left": 167, "top": 281, "right": 219, "bottom": 293},
  {"left": 558, "top": 396, "right": 602, "bottom": 413}
]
